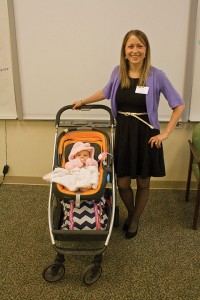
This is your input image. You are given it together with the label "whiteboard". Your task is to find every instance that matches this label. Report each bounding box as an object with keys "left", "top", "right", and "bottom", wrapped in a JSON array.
[
  {"left": 190, "top": 1, "right": 200, "bottom": 121},
  {"left": 0, "top": 0, "right": 17, "bottom": 119},
  {"left": 12, "top": 0, "right": 191, "bottom": 121}
]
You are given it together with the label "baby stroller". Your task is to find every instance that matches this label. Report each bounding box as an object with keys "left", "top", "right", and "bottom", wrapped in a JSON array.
[{"left": 42, "top": 104, "right": 118, "bottom": 285}]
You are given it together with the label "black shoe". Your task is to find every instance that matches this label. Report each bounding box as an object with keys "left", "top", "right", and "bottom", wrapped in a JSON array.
[
  {"left": 123, "top": 221, "right": 130, "bottom": 231},
  {"left": 125, "top": 226, "right": 138, "bottom": 239}
]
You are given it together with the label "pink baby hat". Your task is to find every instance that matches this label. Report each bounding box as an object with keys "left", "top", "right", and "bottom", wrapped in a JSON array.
[{"left": 68, "top": 142, "right": 95, "bottom": 161}]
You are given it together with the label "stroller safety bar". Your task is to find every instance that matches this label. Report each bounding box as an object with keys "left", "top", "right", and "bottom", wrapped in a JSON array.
[{"left": 55, "top": 104, "right": 115, "bottom": 127}]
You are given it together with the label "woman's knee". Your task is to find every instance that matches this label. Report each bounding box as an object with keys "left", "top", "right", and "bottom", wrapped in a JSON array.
[
  {"left": 117, "top": 176, "right": 132, "bottom": 191},
  {"left": 136, "top": 176, "right": 150, "bottom": 190}
]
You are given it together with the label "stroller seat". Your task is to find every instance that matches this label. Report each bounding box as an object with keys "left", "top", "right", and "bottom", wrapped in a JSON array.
[{"left": 53, "top": 129, "right": 111, "bottom": 202}]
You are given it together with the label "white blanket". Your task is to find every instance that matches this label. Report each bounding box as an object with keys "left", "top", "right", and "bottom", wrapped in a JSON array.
[{"left": 43, "top": 167, "right": 99, "bottom": 191}]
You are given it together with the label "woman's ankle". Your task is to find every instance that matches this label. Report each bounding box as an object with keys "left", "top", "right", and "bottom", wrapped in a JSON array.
[{"left": 128, "top": 218, "right": 139, "bottom": 232}]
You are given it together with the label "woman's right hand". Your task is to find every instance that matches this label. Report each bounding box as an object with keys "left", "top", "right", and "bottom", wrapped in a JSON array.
[
  {"left": 72, "top": 90, "right": 105, "bottom": 109},
  {"left": 72, "top": 100, "right": 83, "bottom": 110}
]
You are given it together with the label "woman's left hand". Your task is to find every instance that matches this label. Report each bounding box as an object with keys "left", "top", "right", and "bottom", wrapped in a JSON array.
[
  {"left": 149, "top": 132, "right": 169, "bottom": 148},
  {"left": 149, "top": 104, "right": 185, "bottom": 149}
]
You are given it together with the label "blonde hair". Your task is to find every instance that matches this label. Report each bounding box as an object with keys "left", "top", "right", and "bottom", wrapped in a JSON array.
[{"left": 119, "top": 29, "right": 151, "bottom": 88}]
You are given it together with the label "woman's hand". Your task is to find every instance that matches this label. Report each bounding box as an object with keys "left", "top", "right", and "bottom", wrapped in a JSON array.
[
  {"left": 72, "top": 90, "right": 105, "bottom": 110},
  {"left": 149, "top": 131, "right": 169, "bottom": 148},
  {"left": 149, "top": 104, "right": 185, "bottom": 148},
  {"left": 72, "top": 100, "right": 84, "bottom": 110}
]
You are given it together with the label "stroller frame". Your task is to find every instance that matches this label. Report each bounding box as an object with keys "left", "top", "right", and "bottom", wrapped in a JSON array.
[{"left": 43, "top": 104, "right": 117, "bottom": 285}]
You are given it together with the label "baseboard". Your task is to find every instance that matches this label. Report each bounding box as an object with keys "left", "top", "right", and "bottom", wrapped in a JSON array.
[
  {"left": 1, "top": 176, "right": 197, "bottom": 190},
  {"left": 2, "top": 176, "right": 48, "bottom": 185},
  {"left": 149, "top": 181, "right": 196, "bottom": 190}
]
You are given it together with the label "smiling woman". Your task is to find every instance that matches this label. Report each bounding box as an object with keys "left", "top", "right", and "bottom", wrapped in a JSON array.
[
  {"left": 72, "top": 29, "right": 185, "bottom": 239},
  {"left": 120, "top": 29, "right": 150, "bottom": 88}
]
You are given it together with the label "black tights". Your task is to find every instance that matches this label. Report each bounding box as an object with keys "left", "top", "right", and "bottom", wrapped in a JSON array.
[{"left": 117, "top": 176, "right": 150, "bottom": 232}]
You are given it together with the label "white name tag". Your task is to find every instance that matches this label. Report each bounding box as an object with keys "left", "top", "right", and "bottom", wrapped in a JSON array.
[{"left": 135, "top": 86, "right": 149, "bottom": 94}]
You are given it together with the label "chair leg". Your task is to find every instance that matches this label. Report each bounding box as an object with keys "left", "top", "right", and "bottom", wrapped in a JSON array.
[
  {"left": 185, "top": 151, "right": 193, "bottom": 202},
  {"left": 192, "top": 180, "right": 200, "bottom": 230}
]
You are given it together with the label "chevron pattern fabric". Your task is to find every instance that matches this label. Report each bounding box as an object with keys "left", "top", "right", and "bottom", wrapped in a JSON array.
[{"left": 61, "top": 198, "right": 108, "bottom": 230}]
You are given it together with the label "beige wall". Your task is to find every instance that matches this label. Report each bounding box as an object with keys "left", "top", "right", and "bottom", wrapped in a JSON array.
[{"left": 0, "top": 119, "right": 196, "bottom": 188}]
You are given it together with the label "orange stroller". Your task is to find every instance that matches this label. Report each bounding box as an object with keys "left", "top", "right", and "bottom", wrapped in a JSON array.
[{"left": 42, "top": 104, "right": 118, "bottom": 285}]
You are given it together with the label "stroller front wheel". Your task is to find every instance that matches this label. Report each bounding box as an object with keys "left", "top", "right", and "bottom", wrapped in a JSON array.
[
  {"left": 42, "top": 263, "right": 65, "bottom": 283},
  {"left": 82, "top": 263, "right": 102, "bottom": 285}
]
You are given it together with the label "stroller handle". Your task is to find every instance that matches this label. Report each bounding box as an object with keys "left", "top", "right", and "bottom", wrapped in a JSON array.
[{"left": 55, "top": 104, "right": 115, "bottom": 126}]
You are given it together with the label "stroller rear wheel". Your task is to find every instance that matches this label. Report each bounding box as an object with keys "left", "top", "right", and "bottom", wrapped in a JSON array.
[
  {"left": 42, "top": 263, "right": 65, "bottom": 283},
  {"left": 82, "top": 263, "right": 102, "bottom": 285}
]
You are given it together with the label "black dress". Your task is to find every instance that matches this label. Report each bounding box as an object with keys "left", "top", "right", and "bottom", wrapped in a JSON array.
[{"left": 114, "top": 78, "right": 166, "bottom": 179}]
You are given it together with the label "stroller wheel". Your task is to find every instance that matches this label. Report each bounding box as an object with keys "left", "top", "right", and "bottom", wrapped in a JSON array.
[
  {"left": 82, "top": 263, "right": 102, "bottom": 285},
  {"left": 42, "top": 263, "right": 65, "bottom": 283}
]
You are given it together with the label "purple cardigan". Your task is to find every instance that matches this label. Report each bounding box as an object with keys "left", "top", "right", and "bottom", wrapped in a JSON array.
[{"left": 102, "top": 65, "right": 184, "bottom": 129}]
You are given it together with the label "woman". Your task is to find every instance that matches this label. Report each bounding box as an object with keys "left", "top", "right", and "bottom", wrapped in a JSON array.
[{"left": 72, "top": 29, "right": 185, "bottom": 239}]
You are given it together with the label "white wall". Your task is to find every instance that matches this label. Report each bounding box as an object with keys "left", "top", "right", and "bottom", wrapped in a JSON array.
[
  {"left": 11, "top": 0, "right": 191, "bottom": 121},
  {"left": 190, "top": 0, "right": 200, "bottom": 121},
  {"left": 0, "top": 0, "right": 17, "bottom": 118}
]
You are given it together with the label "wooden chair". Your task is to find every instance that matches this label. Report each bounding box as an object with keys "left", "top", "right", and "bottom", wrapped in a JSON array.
[{"left": 185, "top": 123, "right": 200, "bottom": 229}]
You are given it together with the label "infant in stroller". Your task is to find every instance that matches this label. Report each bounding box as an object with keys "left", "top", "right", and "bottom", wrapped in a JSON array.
[{"left": 43, "top": 142, "right": 99, "bottom": 191}]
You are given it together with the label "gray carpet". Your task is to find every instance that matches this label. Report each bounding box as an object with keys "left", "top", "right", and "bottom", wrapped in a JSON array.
[{"left": 0, "top": 184, "right": 199, "bottom": 300}]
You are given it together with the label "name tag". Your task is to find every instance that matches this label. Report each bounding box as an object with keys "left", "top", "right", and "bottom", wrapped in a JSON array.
[{"left": 135, "top": 86, "right": 149, "bottom": 94}]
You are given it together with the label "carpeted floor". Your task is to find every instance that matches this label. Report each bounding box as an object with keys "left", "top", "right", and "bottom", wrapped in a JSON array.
[{"left": 0, "top": 184, "right": 199, "bottom": 300}]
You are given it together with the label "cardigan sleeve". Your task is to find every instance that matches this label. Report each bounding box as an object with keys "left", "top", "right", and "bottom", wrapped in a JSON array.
[
  {"left": 102, "top": 66, "right": 119, "bottom": 99},
  {"left": 156, "top": 69, "right": 184, "bottom": 109}
]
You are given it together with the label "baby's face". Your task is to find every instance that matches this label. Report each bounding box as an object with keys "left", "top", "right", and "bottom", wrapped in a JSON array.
[{"left": 75, "top": 150, "right": 90, "bottom": 164}]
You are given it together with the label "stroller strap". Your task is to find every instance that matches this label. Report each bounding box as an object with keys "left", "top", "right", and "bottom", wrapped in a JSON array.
[{"left": 75, "top": 192, "right": 81, "bottom": 208}]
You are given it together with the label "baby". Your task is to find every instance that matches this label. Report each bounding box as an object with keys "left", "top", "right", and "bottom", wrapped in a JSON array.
[
  {"left": 64, "top": 142, "right": 99, "bottom": 191},
  {"left": 43, "top": 142, "right": 99, "bottom": 192},
  {"left": 65, "top": 141, "right": 98, "bottom": 170}
]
